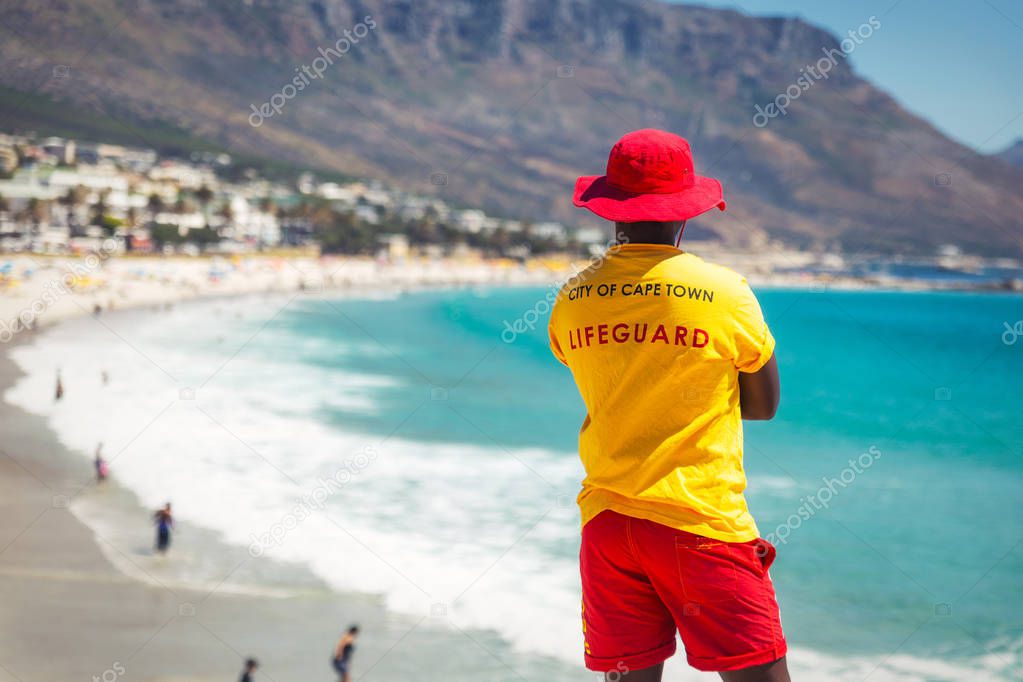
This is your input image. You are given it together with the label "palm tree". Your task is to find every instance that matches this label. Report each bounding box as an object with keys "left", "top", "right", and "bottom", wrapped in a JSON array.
[
  {"left": 61, "top": 185, "right": 86, "bottom": 233},
  {"left": 147, "top": 192, "right": 164, "bottom": 216},
  {"left": 217, "top": 202, "right": 233, "bottom": 235},
  {"left": 28, "top": 197, "right": 50, "bottom": 229},
  {"left": 195, "top": 184, "right": 214, "bottom": 229},
  {"left": 61, "top": 185, "right": 86, "bottom": 209},
  {"left": 91, "top": 190, "right": 110, "bottom": 227},
  {"left": 259, "top": 196, "right": 278, "bottom": 218}
]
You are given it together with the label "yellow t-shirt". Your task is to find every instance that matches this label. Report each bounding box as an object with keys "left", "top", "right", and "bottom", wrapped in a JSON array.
[{"left": 549, "top": 243, "right": 775, "bottom": 542}]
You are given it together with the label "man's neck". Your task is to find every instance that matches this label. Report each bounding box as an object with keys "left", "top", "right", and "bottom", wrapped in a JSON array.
[
  {"left": 614, "top": 221, "right": 683, "bottom": 247},
  {"left": 616, "top": 231, "right": 678, "bottom": 247}
]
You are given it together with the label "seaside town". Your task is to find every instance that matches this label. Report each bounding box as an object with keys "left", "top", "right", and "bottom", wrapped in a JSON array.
[
  {"left": 0, "top": 129, "right": 1020, "bottom": 346},
  {"left": 0, "top": 131, "right": 603, "bottom": 260},
  {"left": 3, "top": 130, "right": 1021, "bottom": 286}
]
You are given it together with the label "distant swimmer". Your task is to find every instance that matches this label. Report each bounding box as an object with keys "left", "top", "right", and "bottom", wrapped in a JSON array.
[
  {"left": 94, "top": 443, "right": 109, "bottom": 482},
  {"left": 153, "top": 502, "right": 174, "bottom": 554},
  {"left": 239, "top": 657, "right": 259, "bottom": 682},
  {"left": 331, "top": 625, "right": 359, "bottom": 682},
  {"left": 54, "top": 370, "right": 63, "bottom": 401}
]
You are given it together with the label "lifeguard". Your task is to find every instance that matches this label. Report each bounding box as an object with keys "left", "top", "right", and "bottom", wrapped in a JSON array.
[
  {"left": 566, "top": 322, "right": 709, "bottom": 350},
  {"left": 550, "top": 129, "right": 787, "bottom": 682}
]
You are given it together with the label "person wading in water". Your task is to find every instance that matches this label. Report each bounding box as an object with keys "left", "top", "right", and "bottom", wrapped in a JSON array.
[
  {"left": 332, "top": 625, "right": 359, "bottom": 682},
  {"left": 153, "top": 502, "right": 174, "bottom": 554}
]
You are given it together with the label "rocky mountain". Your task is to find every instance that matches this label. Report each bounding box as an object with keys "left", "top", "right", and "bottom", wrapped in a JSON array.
[
  {"left": 996, "top": 140, "right": 1023, "bottom": 170},
  {"left": 1, "top": 0, "right": 1021, "bottom": 256}
]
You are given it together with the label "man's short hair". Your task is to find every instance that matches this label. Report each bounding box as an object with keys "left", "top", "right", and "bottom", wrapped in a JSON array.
[{"left": 615, "top": 220, "right": 680, "bottom": 230}]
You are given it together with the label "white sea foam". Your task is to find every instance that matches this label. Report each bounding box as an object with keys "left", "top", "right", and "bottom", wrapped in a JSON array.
[
  {"left": 5, "top": 302, "right": 587, "bottom": 663},
  {"left": 6, "top": 299, "right": 1018, "bottom": 680}
]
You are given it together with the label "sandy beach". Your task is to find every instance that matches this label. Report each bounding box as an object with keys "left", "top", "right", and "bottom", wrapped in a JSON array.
[
  {"left": 0, "top": 330, "right": 570, "bottom": 682},
  {"left": 3, "top": 253, "right": 1020, "bottom": 682},
  {"left": 0, "top": 336, "right": 426, "bottom": 682},
  {"left": 2, "top": 249, "right": 1017, "bottom": 351},
  {"left": 0, "top": 258, "right": 572, "bottom": 681},
  {"left": 0, "top": 252, "right": 569, "bottom": 344}
]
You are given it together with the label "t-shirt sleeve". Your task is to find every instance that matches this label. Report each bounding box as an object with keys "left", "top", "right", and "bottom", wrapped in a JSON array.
[
  {"left": 548, "top": 299, "right": 569, "bottom": 366},
  {"left": 731, "top": 279, "right": 775, "bottom": 373},
  {"left": 548, "top": 317, "right": 568, "bottom": 366}
]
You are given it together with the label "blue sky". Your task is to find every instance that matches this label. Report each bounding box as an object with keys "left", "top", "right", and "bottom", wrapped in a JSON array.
[{"left": 680, "top": 0, "right": 1023, "bottom": 153}]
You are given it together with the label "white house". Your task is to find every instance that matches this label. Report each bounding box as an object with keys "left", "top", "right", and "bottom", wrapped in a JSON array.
[
  {"left": 149, "top": 162, "right": 215, "bottom": 190},
  {"left": 532, "top": 221, "right": 568, "bottom": 242},
  {"left": 454, "top": 209, "right": 487, "bottom": 233},
  {"left": 225, "top": 196, "right": 281, "bottom": 245},
  {"left": 48, "top": 167, "right": 129, "bottom": 193}
]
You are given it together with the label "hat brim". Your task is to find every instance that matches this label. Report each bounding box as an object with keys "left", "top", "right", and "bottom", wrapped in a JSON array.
[{"left": 573, "top": 174, "right": 726, "bottom": 222}]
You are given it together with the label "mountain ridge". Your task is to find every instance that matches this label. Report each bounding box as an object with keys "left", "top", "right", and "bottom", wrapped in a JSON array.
[
  {"left": 1, "top": 0, "right": 1020, "bottom": 255},
  {"left": 996, "top": 139, "right": 1023, "bottom": 170}
]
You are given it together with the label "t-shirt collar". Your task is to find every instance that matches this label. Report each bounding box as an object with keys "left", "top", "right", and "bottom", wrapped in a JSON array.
[{"left": 609, "top": 243, "right": 685, "bottom": 255}]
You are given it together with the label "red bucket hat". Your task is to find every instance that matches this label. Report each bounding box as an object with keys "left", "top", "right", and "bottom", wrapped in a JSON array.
[{"left": 573, "top": 129, "right": 726, "bottom": 222}]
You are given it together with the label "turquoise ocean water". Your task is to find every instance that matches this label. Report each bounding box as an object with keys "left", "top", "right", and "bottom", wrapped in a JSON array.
[
  {"left": 10, "top": 285, "right": 1023, "bottom": 679},
  {"left": 275, "top": 287, "right": 1023, "bottom": 669}
]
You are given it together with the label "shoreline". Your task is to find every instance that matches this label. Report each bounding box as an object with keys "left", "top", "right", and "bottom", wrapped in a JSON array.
[
  {"left": 3, "top": 260, "right": 1018, "bottom": 681},
  {"left": 1, "top": 251, "right": 1020, "bottom": 347},
  {"left": 0, "top": 254, "right": 571, "bottom": 345},
  {"left": 0, "top": 330, "right": 405, "bottom": 681},
  {"left": 0, "top": 304, "right": 579, "bottom": 681}
]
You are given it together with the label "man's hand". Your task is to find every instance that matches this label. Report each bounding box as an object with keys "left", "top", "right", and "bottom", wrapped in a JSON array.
[{"left": 738, "top": 354, "right": 780, "bottom": 420}]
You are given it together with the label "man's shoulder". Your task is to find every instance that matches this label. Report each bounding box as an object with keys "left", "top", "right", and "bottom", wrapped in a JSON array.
[
  {"left": 663, "top": 253, "right": 750, "bottom": 291},
  {"left": 552, "top": 251, "right": 752, "bottom": 308},
  {"left": 552, "top": 257, "right": 611, "bottom": 302}
]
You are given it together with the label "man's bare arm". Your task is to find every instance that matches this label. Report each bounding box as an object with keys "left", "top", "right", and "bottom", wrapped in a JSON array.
[{"left": 738, "top": 354, "right": 780, "bottom": 420}]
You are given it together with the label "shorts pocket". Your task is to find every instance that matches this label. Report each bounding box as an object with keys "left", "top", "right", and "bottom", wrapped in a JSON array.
[
  {"left": 753, "top": 538, "right": 777, "bottom": 574},
  {"left": 675, "top": 536, "right": 739, "bottom": 604}
]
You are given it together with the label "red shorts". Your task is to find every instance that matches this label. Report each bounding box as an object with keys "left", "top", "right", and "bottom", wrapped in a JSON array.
[{"left": 581, "top": 510, "right": 786, "bottom": 673}]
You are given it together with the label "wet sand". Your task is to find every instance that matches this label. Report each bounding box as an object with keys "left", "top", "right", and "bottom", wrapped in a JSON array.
[
  {"left": 0, "top": 334, "right": 552, "bottom": 681},
  {"left": 0, "top": 337, "right": 377, "bottom": 681},
  {"left": 0, "top": 250, "right": 590, "bottom": 681}
]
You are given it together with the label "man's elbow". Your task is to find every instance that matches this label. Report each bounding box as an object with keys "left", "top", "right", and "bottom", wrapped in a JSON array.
[
  {"left": 738, "top": 356, "right": 781, "bottom": 421},
  {"left": 742, "top": 397, "right": 780, "bottom": 420}
]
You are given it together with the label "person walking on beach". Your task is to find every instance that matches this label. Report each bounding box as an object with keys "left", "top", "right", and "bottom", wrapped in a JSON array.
[
  {"left": 331, "top": 625, "right": 358, "bottom": 682},
  {"left": 153, "top": 502, "right": 173, "bottom": 554},
  {"left": 550, "top": 129, "right": 787, "bottom": 681},
  {"left": 54, "top": 369, "right": 63, "bottom": 401},
  {"left": 94, "top": 443, "right": 108, "bottom": 482},
  {"left": 238, "top": 657, "right": 258, "bottom": 682}
]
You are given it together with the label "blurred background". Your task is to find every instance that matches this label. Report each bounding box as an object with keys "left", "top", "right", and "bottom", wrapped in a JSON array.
[{"left": 0, "top": 1, "right": 1020, "bottom": 681}]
